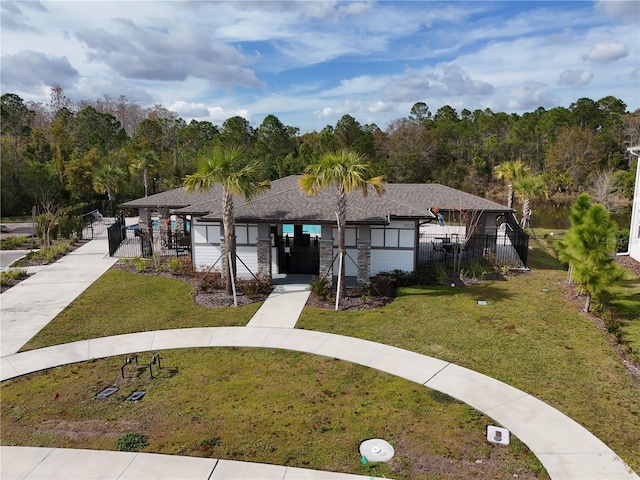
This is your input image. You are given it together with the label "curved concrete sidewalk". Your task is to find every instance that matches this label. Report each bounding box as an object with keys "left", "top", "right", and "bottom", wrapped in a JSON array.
[
  {"left": 0, "top": 446, "right": 374, "bottom": 480},
  {"left": 2, "top": 327, "right": 637, "bottom": 480}
]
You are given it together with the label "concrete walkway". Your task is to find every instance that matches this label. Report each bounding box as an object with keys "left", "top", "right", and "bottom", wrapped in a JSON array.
[
  {"left": 0, "top": 240, "right": 118, "bottom": 357},
  {"left": 1, "top": 446, "right": 370, "bottom": 480},
  {"left": 247, "top": 282, "right": 311, "bottom": 328},
  {"left": 1, "top": 240, "right": 638, "bottom": 479}
]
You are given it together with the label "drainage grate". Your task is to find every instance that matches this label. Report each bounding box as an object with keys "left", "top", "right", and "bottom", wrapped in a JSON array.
[
  {"left": 125, "top": 391, "right": 146, "bottom": 402},
  {"left": 96, "top": 387, "right": 119, "bottom": 398}
]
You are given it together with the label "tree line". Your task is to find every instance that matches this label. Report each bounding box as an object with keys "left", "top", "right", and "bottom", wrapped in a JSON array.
[{"left": 2, "top": 87, "right": 639, "bottom": 217}]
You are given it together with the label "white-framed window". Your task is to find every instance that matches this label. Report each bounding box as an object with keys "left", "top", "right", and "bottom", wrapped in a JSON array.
[
  {"left": 370, "top": 221, "right": 415, "bottom": 248},
  {"left": 332, "top": 226, "right": 357, "bottom": 247},
  {"left": 193, "top": 223, "right": 221, "bottom": 244},
  {"left": 235, "top": 224, "right": 258, "bottom": 245}
]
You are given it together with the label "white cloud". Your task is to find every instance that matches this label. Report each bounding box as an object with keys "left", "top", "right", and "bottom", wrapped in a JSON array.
[
  {"left": 584, "top": 41, "right": 629, "bottom": 64},
  {"left": 171, "top": 101, "right": 209, "bottom": 119},
  {"left": 558, "top": 69, "right": 594, "bottom": 86},
  {"left": 314, "top": 107, "right": 340, "bottom": 119},
  {"left": 507, "top": 82, "right": 556, "bottom": 110},
  {"left": 206, "top": 107, "right": 251, "bottom": 124}
]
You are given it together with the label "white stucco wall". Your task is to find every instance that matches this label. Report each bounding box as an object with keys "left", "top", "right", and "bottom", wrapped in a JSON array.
[
  {"left": 629, "top": 156, "right": 640, "bottom": 261},
  {"left": 329, "top": 220, "right": 418, "bottom": 277},
  {"left": 192, "top": 219, "right": 260, "bottom": 279}
]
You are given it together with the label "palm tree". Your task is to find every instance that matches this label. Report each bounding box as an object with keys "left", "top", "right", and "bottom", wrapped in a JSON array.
[
  {"left": 513, "top": 174, "right": 548, "bottom": 229},
  {"left": 93, "top": 164, "right": 125, "bottom": 201},
  {"left": 299, "top": 150, "right": 385, "bottom": 305},
  {"left": 129, "top": 150, "right": 158, "bottom": 198},
  {"left": 494, "top": 160, "right": 529, "bottom": 209},
  {"left": 184, "top": 146, "right": 270, "bottom": 295}
]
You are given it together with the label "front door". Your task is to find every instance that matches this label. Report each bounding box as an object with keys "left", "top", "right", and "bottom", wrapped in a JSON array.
[{"left": 278, "top": 231, "right": 320, "bottom": 274}]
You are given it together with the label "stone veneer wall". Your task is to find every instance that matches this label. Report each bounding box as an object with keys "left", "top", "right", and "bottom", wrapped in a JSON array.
[
  {"left": 357, "top": 241, "right": 371, "bottom": 284},
  {"left": 257, "top": 238, "right": 272, "bottom": 278},
  {"left": 319, "top": 239, "right": 334, "bottom": 286}
]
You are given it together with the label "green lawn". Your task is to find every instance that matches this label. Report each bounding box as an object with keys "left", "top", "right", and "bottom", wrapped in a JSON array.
[
  {"left": 296, "top": 244, "right": 640, "bottom": 473},
  {"left": 21, "top": 269, "right": 260, "bottom": 350},
  {"left": 1, "top": 348, "right": 545, "bottom": 479},
  {"left": 4, "top": 246, "right": 640, "bottom": 477}
]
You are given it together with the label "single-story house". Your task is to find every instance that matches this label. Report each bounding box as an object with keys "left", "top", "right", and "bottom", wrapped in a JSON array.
[{"left": 120, "top": 175, "right": 526, "bottom": 283}]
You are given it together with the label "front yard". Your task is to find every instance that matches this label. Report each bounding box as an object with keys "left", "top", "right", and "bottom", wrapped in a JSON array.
[{"left": 2, "top": 243, "right": 639, "bottom": 478}]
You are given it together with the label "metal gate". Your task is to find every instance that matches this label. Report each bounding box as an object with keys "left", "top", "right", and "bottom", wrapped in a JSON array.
[{"left": 277, "top": 234, "right": 319, "bottom": 274}]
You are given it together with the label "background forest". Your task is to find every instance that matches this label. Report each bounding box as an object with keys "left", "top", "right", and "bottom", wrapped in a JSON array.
[{"left": 2, "top": 87, "right": 639, "bottom": 220}]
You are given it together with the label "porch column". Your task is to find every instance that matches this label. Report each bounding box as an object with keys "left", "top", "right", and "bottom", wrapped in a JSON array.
[
  {"left": 175, "top": 215, "right": 185, "bottom": 234},
  {"left": 357, "top": 225, "right": 371, "bottom": 284},
  {"left": 139, "top": 208, "right": 154, "bottom": 257},
  {"left": 319, "top": 224, "right": 334, "bottom": 286},
  {"left": 257, "top": 224, "right": 272, "bottom": 279},
  {"left": 159, "top": 207, "right": 171, "bottom": 252}
]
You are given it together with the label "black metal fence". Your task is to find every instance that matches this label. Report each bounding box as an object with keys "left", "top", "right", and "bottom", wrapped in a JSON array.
[
  {"left": 418, "top": 226, "right": 529, "bottom": 270},
  {"left": 108, "top": 227, "right": 191, "bottom": 259},
  {"left": 107, "top": 213, "right": 126, "bottom": 256}
]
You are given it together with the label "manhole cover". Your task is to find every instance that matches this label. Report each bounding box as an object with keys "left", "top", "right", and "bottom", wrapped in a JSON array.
[
  {"left": 96, "top": 387, "right": 118, "bottom": 398},
  {"left": 359, "top": 438, "right": 394, "bottom": 462},
  {"left": 125, "top": 391, "right": 146, "bottom": 402}
]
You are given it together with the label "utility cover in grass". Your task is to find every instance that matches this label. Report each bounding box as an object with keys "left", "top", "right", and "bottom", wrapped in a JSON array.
[
  {"left": 359, "top": 438, "right": 394, "bottom": 462},
  {"left": 125, "top": 391, "right": 146, "bottom": 402},
  {"left": 477, "top": 300, "right": 487, "bottom": 305},
  {"left": 96, "top": 387, "right": 118, "bottom": 398}
]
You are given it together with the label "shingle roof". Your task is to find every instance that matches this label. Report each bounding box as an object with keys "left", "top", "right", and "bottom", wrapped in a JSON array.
[{"left": 120, "top": 175, "right": 511, "bottom": 224}]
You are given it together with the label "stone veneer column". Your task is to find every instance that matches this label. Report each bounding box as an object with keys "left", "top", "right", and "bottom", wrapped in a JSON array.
[
  {"left": 256, "top": 224, "right": 272, "bottom": 279},
  {"left": 175, "top": 215, "right": 185, "bottom": 234},
  {"left": 357, "top": 241, "right": 371, "bottom": 284},
  {"left": 357, "top": 225, "right": 371, "bottom": 284},
  {"left": 319, "top": 239, "right": 334, "bottom": 287},
  {"left": 138, "top": 208, "right": 154, "bottom": 257},
  {"left": 158, "top": 208, "right": 171, "bottom": 251}
]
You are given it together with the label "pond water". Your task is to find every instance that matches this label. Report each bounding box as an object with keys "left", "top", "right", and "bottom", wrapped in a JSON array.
[{"left": 525, "top": 201, "right": 631, "bottom": 231}]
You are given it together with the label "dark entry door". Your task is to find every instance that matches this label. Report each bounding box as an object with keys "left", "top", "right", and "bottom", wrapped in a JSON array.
[{"left": 278, "top": 234, "right": 319, "bottom": 274}]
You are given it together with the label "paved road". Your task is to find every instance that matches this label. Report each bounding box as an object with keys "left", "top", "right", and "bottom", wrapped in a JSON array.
[{"left": 0, "top": 250, "right": 31, "bottom": 270}]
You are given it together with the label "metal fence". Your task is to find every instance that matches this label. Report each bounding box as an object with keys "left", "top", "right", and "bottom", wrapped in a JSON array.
[
  {"left": 418, "top": 225, "right": 529, "bottom": 270},
  {"left": 107, "top": 214, "right": 126, "bottom": 256},
  {"left": 108, "top": 228, "right": 191, "bottom": 259}
]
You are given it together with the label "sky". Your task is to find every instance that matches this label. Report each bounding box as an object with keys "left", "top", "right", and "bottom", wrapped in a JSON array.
[{"left": 1, "top": 1, "right": 639, "bottom": 133}]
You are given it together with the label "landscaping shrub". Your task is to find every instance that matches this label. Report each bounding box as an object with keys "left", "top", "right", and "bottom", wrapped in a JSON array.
[
  {"left": 370, "top": 273, "right": 397, "bottom": 297},
  {"left": 0, "top": 236, "right": 30, "bottom": 250},
  {"left": 115, "top": 432, "right": 148, "bottom": 452},
  {"left": 310, "top": 277, "right": 330, "bottom": 300},
  {"left": 168, "top": 257, "right": 182, "bottom": 273},
  {"left": 616, "top": 229, "right": 629, "bottom": 253},
  {"left": 238, "top": 276, "right": 272, "bottom": 296},
  {"left": 0, "top": 268, "right": 28, "bottom": 286},
  {"left": 197, "top": 270, "right": 225, "bottom": 292},
  {"left": 460, "top": 262, "right": 490, "bottom": 281},
  {"left": 131, "top": 256, "right": 148, "bottom": 273},
  {"left": 409, "top": 262, "right": 447, "bottom": 285}
]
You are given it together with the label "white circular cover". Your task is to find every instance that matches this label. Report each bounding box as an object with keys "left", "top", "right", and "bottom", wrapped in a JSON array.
[{"left": 359, "top": 438, "right": 395, "bottom": 462}]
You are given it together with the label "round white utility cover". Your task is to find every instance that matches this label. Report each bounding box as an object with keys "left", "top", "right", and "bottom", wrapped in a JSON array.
[{"left": 359, "top": 438, "right": 395, "bottom": 462}]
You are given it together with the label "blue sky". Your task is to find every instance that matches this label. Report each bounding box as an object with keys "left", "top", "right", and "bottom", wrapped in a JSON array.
[{"left": 1, "top": 1, "right": 638, "bottom": 132}]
